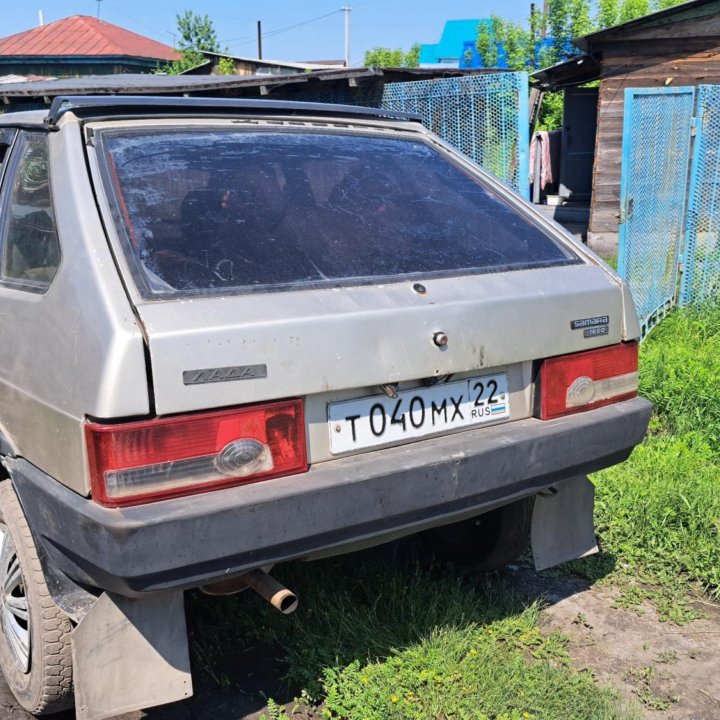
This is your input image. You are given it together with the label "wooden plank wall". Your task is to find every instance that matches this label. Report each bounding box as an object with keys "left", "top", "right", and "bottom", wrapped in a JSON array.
[{"left": 588, "top": 31, "right": 720, "bottom": 252}]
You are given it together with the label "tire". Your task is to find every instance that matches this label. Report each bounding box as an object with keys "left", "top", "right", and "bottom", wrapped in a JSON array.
[
  {"left": 423, "top": 496, "right": 535, "bottom": 570},
  {"left": 0, "top": 481, "right": 73, "bottom": 715}
]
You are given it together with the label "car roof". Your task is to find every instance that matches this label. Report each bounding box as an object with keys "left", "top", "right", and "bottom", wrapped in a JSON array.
[
  {"left": 44, "top": 95, "right": 422, "bottom": 126},
  {"left": 0, "top": 96, "right": 422, "bottom": 131}
]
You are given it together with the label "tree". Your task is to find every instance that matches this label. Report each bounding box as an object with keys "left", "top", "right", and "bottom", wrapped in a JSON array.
[
  {"left": 475, "top": 0, "right": 687, "bottom": 74},
  {"left": 473, "top": 0, "right": 687, "bottom": 129},
  {"left": 363, "top": 45, "right": 420, "bottom": 68},
  {"left": 404, "top": 43, "right": 421, "bottom": 68},
  {"left": 597, "top": 0, "right": 621, "bottom": 29},
  {"left": 477, "top": 17, "right": 535, "bottom": 71},
  {"left": 618, "top": 0, "right": 651, "bottom": 22},
  {"left": 547, "top": 0, "right": 593, "bottom": 63},
  {"left": 176, "top": 10, "right": 220, "bottom": 53},
  {"left": 160, "top": 11, "right": 223, "bottom": 75}
]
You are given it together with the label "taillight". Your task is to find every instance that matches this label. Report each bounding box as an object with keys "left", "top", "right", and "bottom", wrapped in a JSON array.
[
  {"left": 85, "top": 399, "right": 307, "bottom": 507},
  {"left": 538, "top": 342, "right": 638, "bottom": 420}
]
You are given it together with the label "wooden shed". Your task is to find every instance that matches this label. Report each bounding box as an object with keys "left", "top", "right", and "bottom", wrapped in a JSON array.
[{"left": 532, "top": 0, "right": 720, "bottom": 255}]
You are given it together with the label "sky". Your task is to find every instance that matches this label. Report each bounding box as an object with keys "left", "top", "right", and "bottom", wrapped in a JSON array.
[{"left": 1, "top": 0, "right": 531, "bottom": 65}]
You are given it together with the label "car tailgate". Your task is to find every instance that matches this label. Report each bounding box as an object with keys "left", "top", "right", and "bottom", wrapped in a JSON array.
[{"left": 134, "top": 263, "right": 625, "bottom": 417}]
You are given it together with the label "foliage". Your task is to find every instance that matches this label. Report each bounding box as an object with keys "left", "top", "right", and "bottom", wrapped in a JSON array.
[
  {"left": 536, "top": 91, "right": 564, "bottom": 131},
  {"left": 363, "top": 45, "right": 420, "bottom": 68},
  {"left": 405, "top": 43, "right": 421, "bottom": 67},
  {"left": 160, "top": 49, "right": 205, "bottom": 75},
  {"left": 476, "top": 0, "right": 690, "bottom": 75},
  {"left": 619, "top": 0, "right": 652, "bottom": 22},
  {"left": 597, "top": 0, "right": 622, "bottom": 28},
  {"left": 476, "top": 17, "right": 535, "bottom": 71},
  {"left": 638, "top": 305, "right": 720, "bottom": 445},
  {"left": 566, "top": 306, "right": 720, "bottom": 609},
  {"left": 159, "top": 10, "right": 223, "bottom": 75},
  {"left": 217, "top": 56, "right": 235, "bottom": 75},
  {"left": 176, "top": 10, "right": 220, "bottom": 52},
  {"left": 547, "top": 0, "right": 594, "bottom": 62}
]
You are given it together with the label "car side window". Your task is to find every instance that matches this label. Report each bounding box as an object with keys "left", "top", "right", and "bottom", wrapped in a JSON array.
[
  {"left": 0, "top": 133, "right": 60, "bottom": 291},
  {"left": 0, "top": 130, "right": 16, "bottom": 178}
]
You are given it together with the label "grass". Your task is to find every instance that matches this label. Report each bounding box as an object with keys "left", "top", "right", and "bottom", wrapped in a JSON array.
[
  {"left": 565, "top": 305, "right": 720, "bottom": 613},
  {"left": 188, "top": 303, "right": 720, "bottom": 718},
  {"left": 190, "top": 557, "right": 637, "bottom": 720}
]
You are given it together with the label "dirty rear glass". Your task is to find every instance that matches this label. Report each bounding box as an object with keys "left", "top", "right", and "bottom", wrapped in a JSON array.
[{"left": 97, "top": 127, "right": 578, "bottom": 296}]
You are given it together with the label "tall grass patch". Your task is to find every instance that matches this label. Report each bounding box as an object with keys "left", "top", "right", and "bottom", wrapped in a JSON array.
[
  {"left": 587, "top": 304, "right": 720, "bottom": 601},
  {"left": 637, "top": 305, "right": 720, "bottom": 444}
]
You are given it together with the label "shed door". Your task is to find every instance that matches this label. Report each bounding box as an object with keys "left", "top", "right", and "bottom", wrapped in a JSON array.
[
  {"left": 559, "top": 86, "right": 598, "bottom": 202},
  {"left": 618, "top": 87, "right": 695, "bottom": 336}
]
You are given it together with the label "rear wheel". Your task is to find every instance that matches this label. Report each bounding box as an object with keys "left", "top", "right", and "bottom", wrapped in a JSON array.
[
  {"left": 423, "top": 497, "right": 535, "bottom": 570},
  {"left": 0, "top": 481, "right": 73, "bottom": 715}
]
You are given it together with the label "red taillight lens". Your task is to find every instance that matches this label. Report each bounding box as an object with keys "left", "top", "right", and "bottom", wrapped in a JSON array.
[
  {"left": 86, "top": 399, "right": 307, "bottom": 507},
  {"left": 538, "top": 342, "right": 638, "bottom": 420}
]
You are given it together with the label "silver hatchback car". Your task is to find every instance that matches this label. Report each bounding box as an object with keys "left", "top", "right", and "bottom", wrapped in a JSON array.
[{"left": 0, "top": 96, "right": 651, "bottom": 718}]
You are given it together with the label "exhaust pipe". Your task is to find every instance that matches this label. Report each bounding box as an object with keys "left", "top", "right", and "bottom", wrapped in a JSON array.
[{"left": 201, "top": 569, "right": 298, "bottom": 614}]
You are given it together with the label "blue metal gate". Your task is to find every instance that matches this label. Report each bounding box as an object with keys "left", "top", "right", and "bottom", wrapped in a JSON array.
[
  {"left": 618, "top": 87, "right": 695, "bottom": 337},
  {"left": 681, "top": 84, "right": 720, "bottom": 306},
  {"left": 381, "top": 72, "right": 529, "bottom": 197}
]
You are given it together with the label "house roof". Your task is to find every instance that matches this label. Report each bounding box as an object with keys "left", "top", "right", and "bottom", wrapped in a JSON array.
[
  {"left": 0, "top": 15, "right": 178, "bottom": 61},
  {"left": 0, "top": 67, "right": 511, "bottom": 106},
  {"left": 575, "top": 0, "right": 720, "bottom": 50},
  {"left": 532, "top": 0, "right": 720, "bottom": 88},
  {"left": 530, "top": 53, "right": 601, "bottom": 89},
  {"left": 198, "top": 50, "right": 341, "bottom": 71},
  {"left": 419, "top": 19, "right": 481, "bottom": 64}
]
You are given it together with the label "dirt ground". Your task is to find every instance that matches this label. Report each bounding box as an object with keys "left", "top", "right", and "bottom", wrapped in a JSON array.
[
  {"left": 512, "top": 568, "right": 720, "bottom": 720},
  {"left": 2, "top": 568, "right": 718, "bottom": 720}
]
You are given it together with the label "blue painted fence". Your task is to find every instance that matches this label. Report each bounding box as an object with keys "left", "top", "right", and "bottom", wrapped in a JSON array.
[
  {"left": 381, "top": 72, "right": 529, "bottom": 197},
  {"left": 681, "top": 85, "right": 720, "bottom": 307},
  {"left": 619, "top": 85, "right": 720, "bottom": 337},
  {"left": 618, "top": 87, "right": 696, "bottom": 337}
]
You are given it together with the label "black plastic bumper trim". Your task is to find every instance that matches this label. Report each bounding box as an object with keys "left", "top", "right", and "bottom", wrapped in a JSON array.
[{"left": 10, "top": 398, "right": 652, "bottom": 596}]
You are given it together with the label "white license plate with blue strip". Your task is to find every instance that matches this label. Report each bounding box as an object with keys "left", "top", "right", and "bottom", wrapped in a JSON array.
[{"left": 328, "top": 373, "right": 509, "bottom": 454}]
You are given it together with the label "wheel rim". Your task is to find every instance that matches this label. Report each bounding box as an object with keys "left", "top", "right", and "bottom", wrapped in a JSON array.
[{"left": 0, "top": 523, "right": 30, "bottom": 673}]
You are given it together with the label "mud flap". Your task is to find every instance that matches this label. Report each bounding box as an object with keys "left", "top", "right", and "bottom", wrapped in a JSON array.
[
  {"left": 531, "top": 475, "right": 599, "bottom": 571},
  {"left": 72, "top": 591, "right": 192, "bottom": 720}
]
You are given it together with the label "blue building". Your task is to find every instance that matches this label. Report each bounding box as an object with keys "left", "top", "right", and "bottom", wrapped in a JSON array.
[{"left": 418, "top": 20, "right": 484, "bottom": 68}]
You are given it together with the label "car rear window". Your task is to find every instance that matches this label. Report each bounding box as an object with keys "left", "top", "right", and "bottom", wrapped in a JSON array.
[{"left": 97, "top": 127, "right": 578, "bottom": 296}]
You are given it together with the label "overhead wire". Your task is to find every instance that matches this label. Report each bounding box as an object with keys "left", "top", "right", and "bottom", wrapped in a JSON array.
[{"left": 223, "top": 9, "right": 342, "bottom": 49}]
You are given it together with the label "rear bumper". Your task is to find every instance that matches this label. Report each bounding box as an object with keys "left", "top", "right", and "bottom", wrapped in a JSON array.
[{"left": 11, "top": 397, "right": 651, "bottom": 597}]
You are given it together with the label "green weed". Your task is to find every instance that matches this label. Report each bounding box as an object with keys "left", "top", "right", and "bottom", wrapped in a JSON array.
[
  {"left": 637, "top": 304, "right": 720, "bottom": 445},
  {"left": 570, "top": 305, "right": 720, "bottom": 610},
  {"left": 190, "top": 556, "right": 637, "bottom": 719}
]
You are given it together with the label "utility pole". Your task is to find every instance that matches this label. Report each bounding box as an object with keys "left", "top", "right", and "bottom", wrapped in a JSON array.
[
  {"left": 96, "top": 0, "right": 102, "bottom": 20},
  {"left": 342, "top": 5, "right": 351, "bottom": 67},
  {"left": 257, "top": 21, "right": 263, "bottom": 60}
]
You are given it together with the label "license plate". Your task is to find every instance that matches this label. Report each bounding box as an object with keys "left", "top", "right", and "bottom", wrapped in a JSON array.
[{"left": 328, "top": 373, "right": 509, "bottom": 454}]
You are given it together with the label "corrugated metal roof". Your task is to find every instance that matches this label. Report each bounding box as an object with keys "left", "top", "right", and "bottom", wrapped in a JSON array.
[
  {"left": 0, "top": 67, "right": 507, "bottom": 99},
  {"left": 0, "top": 15, "right": 179, "bottom": 61},
  {"left": 575, "top": 0, "right": 720, "bottom": 50}
]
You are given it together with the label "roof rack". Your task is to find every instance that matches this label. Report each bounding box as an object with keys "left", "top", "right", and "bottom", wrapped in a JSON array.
[{"left": 45, "top": 95, "right": 422, "bottom": 126}]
